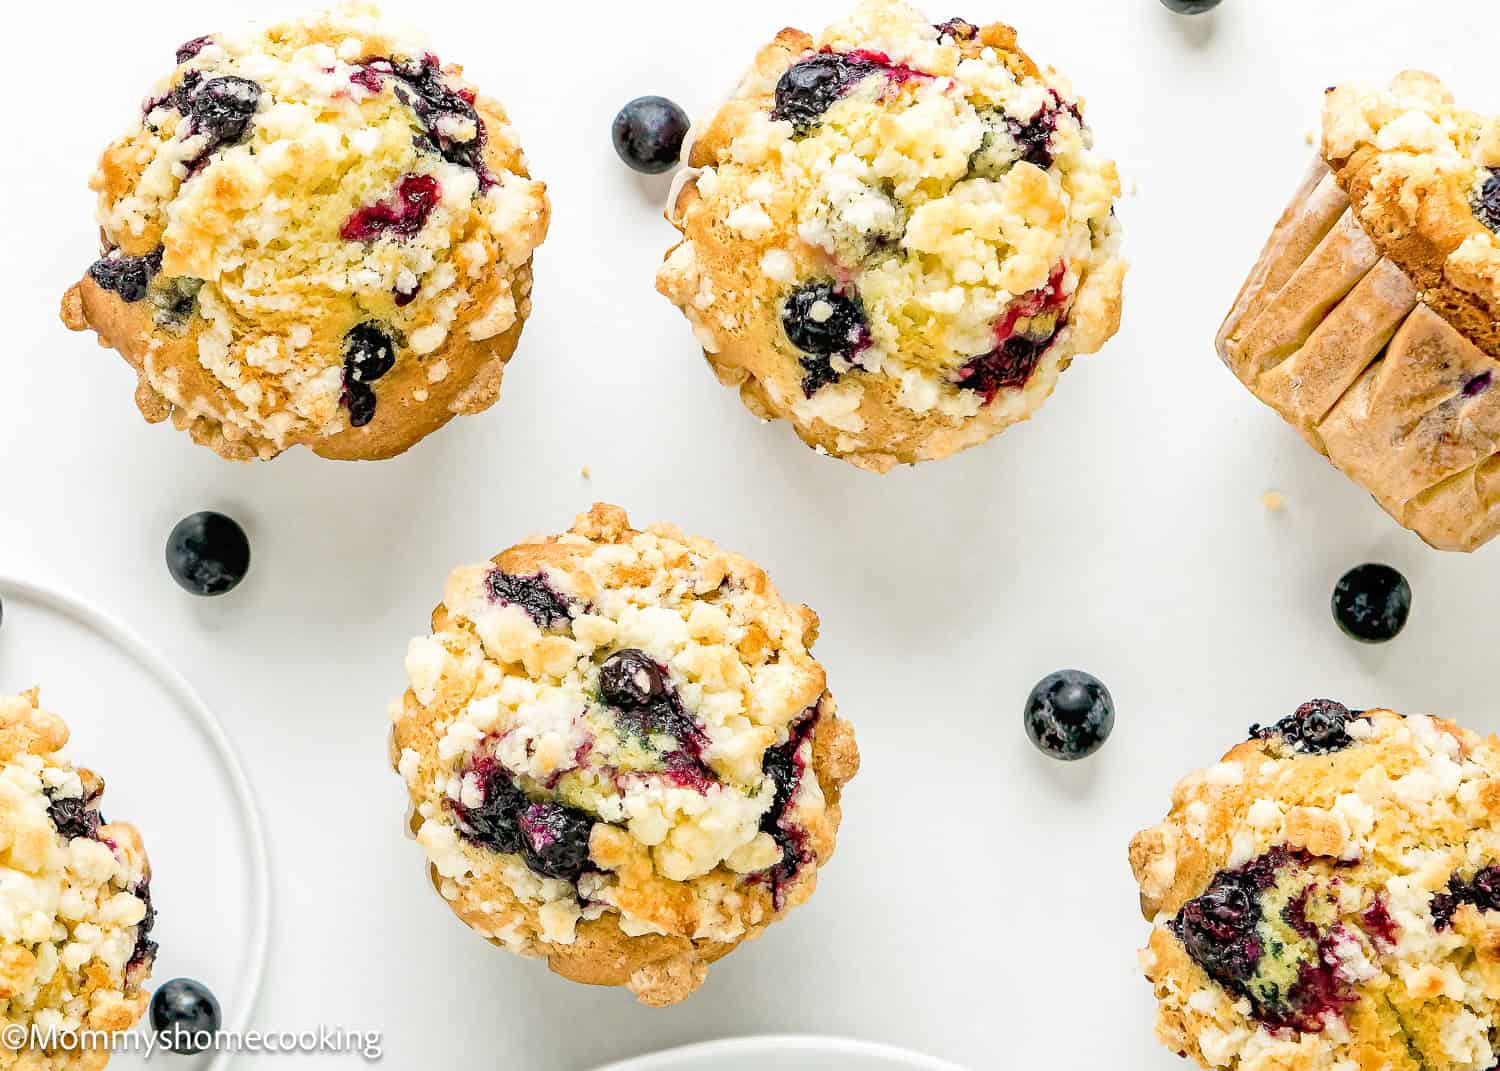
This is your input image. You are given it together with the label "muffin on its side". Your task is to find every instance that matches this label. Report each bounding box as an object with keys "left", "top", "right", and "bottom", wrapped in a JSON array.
[
  {"left": 1219, "top": 72, "right": 1500, "bottom": 551},
  {"left": 62, "top": 2, "right": 549, "bottom": 461},
  {"left": 0, "top": 690, "right": 156, "bottom": 1069},
  {"left": 389, "top": 505, "right": 858, "bottom": 1006},
  {"left": 657, "top": 0, "right": 1124, "bottom": 472},
  {"left": 1131, "top": 701, "right": 1500, "bottom": 1071}
]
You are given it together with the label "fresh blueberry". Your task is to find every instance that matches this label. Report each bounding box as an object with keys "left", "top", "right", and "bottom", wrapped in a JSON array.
[
  {"left": 1252, "top": 700, "right": 1359, "bottom": 754},
  {"left": 151, "top": 978, "right": 221, "bottom": 1054},
  {"left": 1332, "top": 564, "right": 1411, "bottom": 644},
  {"left": 611, "top": 96, "right": 690, "bottom": 175},
  {"left": 165, "top": 512, "right": 251, "bottom": 597},
  {"left": 599, "top": 649, "right": 666, "bottom": 708},
  {"left": 772, "top": 53, "right": 885, "bottom": 135},
  {"left": 88, "top": 248, "right": 164, "bottom": 303},
  {"left": 1159, "top": 0, "right": 1223, "bottom": 12},
  {"left": 518, "top": 801, "right": 594, "bottom": 882},
  {"left": 484, "top": 571, "right": 575, "bottom": 631},
  {"left": 1473, "top": 171, "right": 1500, "bottom": 233},
  {"left": 1024, "top": 670, "right": 1115, "bottom": 760}
]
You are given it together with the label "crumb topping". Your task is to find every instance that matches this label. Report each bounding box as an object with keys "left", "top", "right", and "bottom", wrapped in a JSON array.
[
  {"left": 1323, "top": 70, "right": 1500, "bottom": 359},
  {"left": 390, "top": 505, "right": 858, "bottom": 1004},
  {"left": 86, "top": 2, "right": 547, "bottom": 453},
  {"left": 1131, "top": 707, "right": 1500, "bottom": 1071},
  {"left": 658, "top": 0, "right": 1123, "bottom": 470},
  {"left": 0, "top": 691, "right": 153, "bottom": 1056}
]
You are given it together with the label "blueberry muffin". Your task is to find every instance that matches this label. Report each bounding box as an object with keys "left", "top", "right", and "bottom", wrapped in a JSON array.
[
  {"left": 0, "top": 691, "right": 156, "bottom": 1068},
  {"left": 1131, "top": 700, "right": 1500, "bottom": 1071},
  {"left": 1220, "top": 72, "right": 1500, "bottom": 551},
  {"left": 657, "top": 0, "right": 1124, "bottom": 472},
  {"left": 61, "top": 2, "right": 549, "bottom": 461},
  {"left": 389, "top": 504, "right": 859, "bottom": 1005}
]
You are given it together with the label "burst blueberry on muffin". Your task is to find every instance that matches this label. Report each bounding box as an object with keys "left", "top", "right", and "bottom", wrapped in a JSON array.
[
  {"left": 0, "top": 691, "right": 156, "bottom": 1068},
  {"left": 389, "top": 505, "right": 859, "bottom": 1006},
  {"left": 657, "top": 0, "right": 1125, "bottom": 472},
  {"left": 1220, "top": 72, "right": 1500, "bottom": 551},
  {"left": 1131, "top": 701, "right": 1500, "bottom": 1071},
  {"left": 61, "top": 2, "right": 549, "bottom": 461}
]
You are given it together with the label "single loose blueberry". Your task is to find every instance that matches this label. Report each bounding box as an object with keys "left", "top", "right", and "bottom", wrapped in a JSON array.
[
  {"left": 1159, "top": 0, "right": 1223, "bottom": 12},
  {"left": 1333, "top": 564, "right": 1411, "bottom": 644},
  {"left": 1024, "top": 670, "right": 1115, "bottom": 760},
  {"left": 611, "top": 96, "right": 690, "bottom": 175},
  {"left": 165, "top": 512, "right": 251, "bottom": 597},
  {"left": 151, "top": 978, "right": 221, "bottom": 1054}
]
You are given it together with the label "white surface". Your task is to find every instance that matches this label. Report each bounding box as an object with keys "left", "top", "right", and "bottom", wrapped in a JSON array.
[
  {"left": 2, "top": 0, "right": 1498, "bottom": 1068},
  {"left": 593, "top": 1036, "right": 968, "bottom": 1071},
  {"left": 0, "top": 578, "right": 269, "bottom": 1071}
]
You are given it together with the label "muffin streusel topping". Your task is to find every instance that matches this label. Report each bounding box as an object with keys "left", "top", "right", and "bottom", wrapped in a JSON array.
[
  {"left": 659, "top": 0, "right": 1124, "bottom": 470},
  {"left": 0, "top": 691, "right": 154, "bottom": 1064},
  {"left": 1324, "top": 70, "right": 1500, "bottom": 360},
  {"left": 391, "top": 505, "right": 857, "bottom": 1005},
  {"left": 81, "top": 2, "right": 548, "bottom": 456},
  {"left": 1132, "top": 704, "right": 1500, "bottom": 1071}
]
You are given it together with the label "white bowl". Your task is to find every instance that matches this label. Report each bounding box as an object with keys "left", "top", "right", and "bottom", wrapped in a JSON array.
[{"left": 593, "top": 1035, "right": 971, "bottom": 1071}]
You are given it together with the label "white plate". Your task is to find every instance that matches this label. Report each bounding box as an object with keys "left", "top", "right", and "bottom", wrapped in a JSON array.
[
  {"left": 0, "top": 576, "right": 270, "bottom": 1071},
  {"left": 594, "top": 1036, "right": 971, "bottom": 1071}
]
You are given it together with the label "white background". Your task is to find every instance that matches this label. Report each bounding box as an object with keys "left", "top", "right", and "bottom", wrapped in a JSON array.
[{"left": 3, "top": 0, "right": 1498, "bottom": 1067}]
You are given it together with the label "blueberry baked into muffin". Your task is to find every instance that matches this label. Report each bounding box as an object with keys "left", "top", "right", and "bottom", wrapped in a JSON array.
[
  {"left": 61, "top": 3, "right": 549, "bottom": 461},
  {"left": 0, "top": 691, "right": 156, "bottom": 1067},
  {"left": 657, "top": 0, "right": 1124, "bottom": 472},
  {"left": 389, "top": 505, "right": 859, "bottom": 1006},
  {"left": 1131, "top": 701, "right": 1500, "bottom": 1071},
  {"left": 1220, "top": 72, "right": 1500, "bottom": 551}
]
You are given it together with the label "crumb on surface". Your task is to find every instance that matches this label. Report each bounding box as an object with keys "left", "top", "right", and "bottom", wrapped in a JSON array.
[{"left": 1262, "top": 490, "right": 1287, "bottom": 512}]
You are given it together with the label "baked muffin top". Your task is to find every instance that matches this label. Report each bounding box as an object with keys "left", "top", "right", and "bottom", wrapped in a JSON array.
[
  {"left": 1131, "top": 701, "right": 1500, "bottom": 1071},
  {"left": 1324, "top": 70, "right": 1500, "bottom": 361},
  {"left": 658, "top": 0, "right": 1124, "bottom": 472},
  {"left": 74, "top": 2, "right": 548, "bottom": 460},
  {"left": 390, "top": 504, "right": 858, "bottom": 1006},
  {"left": 0, "top": 691, "right": 154, "bottom": 1065}
]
